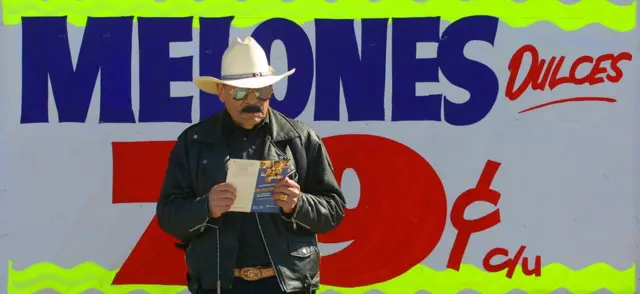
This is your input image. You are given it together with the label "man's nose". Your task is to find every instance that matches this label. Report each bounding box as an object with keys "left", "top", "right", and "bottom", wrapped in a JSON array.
[{"left": 244, "top": 91, "right": 260, "bottom": 103}]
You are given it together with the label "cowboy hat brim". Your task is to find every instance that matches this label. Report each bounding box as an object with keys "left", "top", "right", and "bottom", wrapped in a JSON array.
[{"left": 194, "top": 69, "right": 296, "bottom": 95}]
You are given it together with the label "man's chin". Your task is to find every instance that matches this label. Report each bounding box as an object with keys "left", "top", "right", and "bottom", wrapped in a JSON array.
[{"left": 238, "top": 113, "right": 266, "bottom": 127}]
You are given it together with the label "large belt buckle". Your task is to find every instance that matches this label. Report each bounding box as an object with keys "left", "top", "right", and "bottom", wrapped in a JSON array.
[{"left": 240, "top": 267, "right": 263, "bottom": 281}]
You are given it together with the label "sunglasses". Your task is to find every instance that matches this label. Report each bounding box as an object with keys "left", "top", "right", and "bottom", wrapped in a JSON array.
[{"left": 223, "top": 86, "right": 273, "bottom": 101}]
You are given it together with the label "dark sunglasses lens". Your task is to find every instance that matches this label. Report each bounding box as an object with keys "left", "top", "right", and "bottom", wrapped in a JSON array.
[
  {"left": 233, "top": 88, "right": 248, "bottom": 100},
  {"left": 255, "top": 87, "right": 273, "bottom": 100}
]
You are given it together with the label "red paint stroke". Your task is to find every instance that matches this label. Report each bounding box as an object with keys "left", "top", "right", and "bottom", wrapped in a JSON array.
[
  {"left": 483, "top": 245, "right": 542, "bottom": 278},
  {"left": 505, "top": 44, "right": 631, "bottom": 112},
  {"left": 111, "top": 140, "right": 183, "bottom": 285},
  {"left": 447, "top": 160, "right": 502, "bottom": 271},
  {"left": 518, "top": 96, "right": 617, "bottom": 114},
  {"left": 318, "top": 134, "right": 447, "bottom": 287},
  {"left": 112, "top": 141, "right": 176, "bottom": 203}
]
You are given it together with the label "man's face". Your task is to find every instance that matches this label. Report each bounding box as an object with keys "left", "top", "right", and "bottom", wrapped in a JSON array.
[{"left": 217, "top": 84, "right": 272, "bottom": 129}]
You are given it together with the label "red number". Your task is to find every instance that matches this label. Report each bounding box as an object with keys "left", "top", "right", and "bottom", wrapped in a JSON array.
[
  {"left": 111, "top": 141, "right": 184, "bottom": 285},
  {"left": 110, "top": 135, "right": 448, "bottom": 287},
  {"left": 319, "top": 135, "right": 447, "bottom": 287}
]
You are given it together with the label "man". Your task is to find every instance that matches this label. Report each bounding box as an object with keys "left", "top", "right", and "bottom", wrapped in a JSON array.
[{"left": 156, "top": 36, "right": 346, "bottom": 294}]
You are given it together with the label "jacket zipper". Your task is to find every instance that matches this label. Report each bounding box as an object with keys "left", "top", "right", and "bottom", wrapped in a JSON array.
[
  {"left": 269, "top": 138, "right": 288, "bottom": 161},
  {"left": 189, "top": 213, "right": 223, "bottom": 294},
  {"left": 255, "top": 213, "right": 288, "bottom": 292}
]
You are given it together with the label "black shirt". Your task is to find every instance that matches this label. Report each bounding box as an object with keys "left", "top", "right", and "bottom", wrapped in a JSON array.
[{"left": 221, "top": 111, "right": 273, "bottom": 268}]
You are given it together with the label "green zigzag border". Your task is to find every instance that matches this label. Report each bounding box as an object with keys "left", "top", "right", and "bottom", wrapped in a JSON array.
[
  {"left": 7, "top": 260, "right": 637, "bottom": 294},
  {"left": 0, "top": 0, "right": 636, "bottom": 31}
]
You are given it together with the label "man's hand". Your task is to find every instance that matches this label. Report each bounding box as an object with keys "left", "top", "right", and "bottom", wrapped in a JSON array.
[
  {"left": 273, "top": 178, "right": 300, "bottom": 214},
  {"left": 208, "top": 183, "right": 237, "bottom": 218}
]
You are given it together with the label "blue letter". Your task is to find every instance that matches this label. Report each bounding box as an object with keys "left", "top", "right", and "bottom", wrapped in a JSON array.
[
  {"left": 21, "top": 16, "right": 134, "bottom": 123},
  {"left": 198, "top": 17, "right": 233, "bottom": 121},
  {"left": 315, "top": 19, "right": 387, "bottom": 121},
  {"left": 252, "top": 18, "right": 313, "bottom": 119},
  {"left": 391, "top": 17, "right": 441, "bottom": 121},
  {"left": 138, "top": 17, "right": 193, "bottom": 123},
  {"left": 439, "top": 16, "right": 499, "bottom": 126}
]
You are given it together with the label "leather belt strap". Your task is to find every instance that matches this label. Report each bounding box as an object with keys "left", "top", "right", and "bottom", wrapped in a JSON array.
[{"left": 233, "top": 266, "right": 276, "bottom": 281}]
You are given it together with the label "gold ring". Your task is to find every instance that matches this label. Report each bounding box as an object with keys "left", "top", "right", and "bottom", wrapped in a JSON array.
[{"left": 279, "top": 194, "right": 288, "bottom": 201}]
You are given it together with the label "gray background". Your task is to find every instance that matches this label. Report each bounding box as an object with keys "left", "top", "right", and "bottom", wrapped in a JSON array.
[{"left": 0, "top": 2, "right": 638, "bottom": 294}]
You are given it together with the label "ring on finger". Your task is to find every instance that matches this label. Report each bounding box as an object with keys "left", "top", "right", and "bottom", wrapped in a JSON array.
[{"left": 279, "top": 194, "right": 288, "bottom": 201}]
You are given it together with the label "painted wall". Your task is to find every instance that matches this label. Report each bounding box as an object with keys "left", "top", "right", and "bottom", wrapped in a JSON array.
[{"left": 0, "top": 1, "right": 637, "bottom": 293}]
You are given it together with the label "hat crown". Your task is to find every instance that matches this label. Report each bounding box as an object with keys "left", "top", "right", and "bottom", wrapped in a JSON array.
[{"left": 221, "top": 37, "right": 271, "bottom": 76}]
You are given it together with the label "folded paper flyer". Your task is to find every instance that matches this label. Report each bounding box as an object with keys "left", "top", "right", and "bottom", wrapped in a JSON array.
[{"left": 226, "top": 159, "right": 291, "bottom": 213}]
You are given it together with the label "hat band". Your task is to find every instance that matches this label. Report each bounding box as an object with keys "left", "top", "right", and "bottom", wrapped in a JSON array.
[{"left": 221, "top": 72, "right": 273, "bottom": 80}]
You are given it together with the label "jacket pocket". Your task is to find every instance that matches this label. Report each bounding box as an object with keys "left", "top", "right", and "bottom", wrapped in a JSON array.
[
  {"left": 184, "top": 230, "right": 217, "bottom": 280},
  {"left": 286, "top": 242, "right": 321, "bottom": 291},
  {"left": 288, "top": 242, "right": 318, "bottom": 258}
]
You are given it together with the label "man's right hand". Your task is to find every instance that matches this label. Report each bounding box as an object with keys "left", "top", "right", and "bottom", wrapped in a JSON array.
[{"left": 208, "top": 183, "right": 237, "bottom": 218}]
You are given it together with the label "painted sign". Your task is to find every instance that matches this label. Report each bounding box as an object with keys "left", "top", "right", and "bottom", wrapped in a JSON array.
[{"left": 0, "top": 0, "right": 637, "bottom": 293}]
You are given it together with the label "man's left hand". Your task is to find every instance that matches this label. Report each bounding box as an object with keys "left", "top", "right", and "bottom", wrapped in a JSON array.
[{"left": 273, "top": 178, "right": 300, "bottom": 214}]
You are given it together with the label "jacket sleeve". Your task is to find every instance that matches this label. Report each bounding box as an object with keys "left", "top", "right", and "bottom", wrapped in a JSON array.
[
  {"left": 156, "top": 132, "right": 215, "bottom": 241},
  {"left": 284, "top": 132, "right": 346, "bottom": 234}
]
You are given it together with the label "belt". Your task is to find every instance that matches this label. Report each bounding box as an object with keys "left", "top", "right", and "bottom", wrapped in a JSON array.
[{"left": 233, "top": 266, "right": 276, "bottom": 281}]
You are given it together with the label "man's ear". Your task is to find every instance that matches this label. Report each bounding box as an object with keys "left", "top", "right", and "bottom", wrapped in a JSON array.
[{"left": 217, "top": 84, "right": 224, "bottom": 102}]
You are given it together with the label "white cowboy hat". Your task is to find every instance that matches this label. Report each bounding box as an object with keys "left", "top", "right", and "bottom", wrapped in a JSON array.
[{"left": 194, "top": 36, "right": 296, "bottom": 95}]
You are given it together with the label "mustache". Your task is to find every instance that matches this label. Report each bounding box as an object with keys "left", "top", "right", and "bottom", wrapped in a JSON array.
[{"left": 241, "top": 105, "right": 263, "bottom": 113}]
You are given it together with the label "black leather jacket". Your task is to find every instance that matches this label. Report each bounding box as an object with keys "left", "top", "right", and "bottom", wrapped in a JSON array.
[{"left": 156, "top": 109, "right": 346, "bottom": 293}]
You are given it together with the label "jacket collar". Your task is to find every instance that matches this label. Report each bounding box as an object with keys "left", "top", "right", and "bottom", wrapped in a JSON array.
[{"left": 192, "top": 108, "right": 300, "bottom": 145}]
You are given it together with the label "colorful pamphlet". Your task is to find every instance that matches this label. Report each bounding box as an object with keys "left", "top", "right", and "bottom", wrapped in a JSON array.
[{"left": 226, "top": 159, "right": 291, "bottom": 213}]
